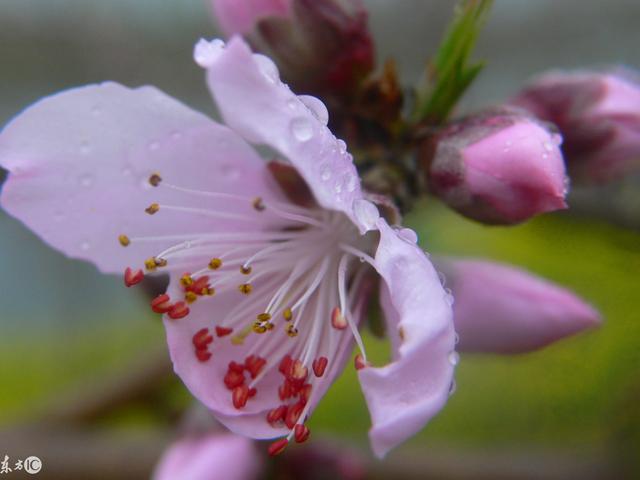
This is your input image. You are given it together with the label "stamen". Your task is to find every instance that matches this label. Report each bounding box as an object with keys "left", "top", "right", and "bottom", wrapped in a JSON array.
[
  {"left": 232, "top": 385, "right": 249, "bottom": 409},
  {"left": 240, "top": 265, "right": 252, "bottom": 275},
  {"left": 168, "top": 302, "right": 189, "bottom": 320},
  {"left": 294, "top": 424, "right": 310, "bottom": 443},
  {"left": 180, "top": 274, "right": 194, "bottom": 288},
  {"left": 252, "top": 197, "right": 266, "bottom": 211},
  {"left": 209, "top": 258, "right": 222, "bottom": 270},
  {"left": 145, "top": 203, "right": 160, "bottom": 215},
  {"left": 148, "top": 173, "right": 162, "bottom": 187},
  {"left": 331, "top": 306, "right": 347, "bottom": 330},
  {"left": 238, "top": 283, "right": 253, "bottom": 295},
  {"left": 118, "top": 234, "right": 130, "bottom": 247},
  {"left": 123, "top": 267, "right": 144, "bottom": 287},
  {"left": 283, "top": 308, "right": 293, "bottom": 321},
  {"left": 151, "top": 294, "right": 172, "bottom": 314},
  {"left": 184, "top": 291, "right": 198, "bottom": 304},
  {"left": 354, "top": 353, "right": 369, "bottom": 370},
  {"left": 268, "top": 438, "right": 288, "bottom": 456},
  {"left": 144, "top": 257, "right": 158, "bottom": 271},
  {"left": 286, "top": 324, "right": 298, "bottom": 337},
  {"left": 216, "top": 326, "right": 233, "bottom": 337},
  {"left": 312, "top": 357, "right": 328, "bottom": 377},
  {"left": 267, "top": 405, "right": 288, "bottom": 426}
]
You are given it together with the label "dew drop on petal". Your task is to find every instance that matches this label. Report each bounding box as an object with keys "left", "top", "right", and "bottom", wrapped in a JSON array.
[
  {"left": 286, "top": 99, "right": 298, "bottom": 110},
  {"left": 346, "top": 175, "right": 358, "bottom": 192},
  {"left": 353, "top": 199, "right": 380, "bottom": 231},
  {"left": 290, "top": 117, "right": 314, "bottom": 142},
  {"left": 563, "top": 175, "right": 571, "bottom": 196},
  {"left": 448, "top": 351, "right": 460, "bottom": 366},
  {"left": 543, "top": 140, "right": 554, "bottom": 152},
  {"left": 320, "top": 165, "right": 331, "bottom": 181},
  {"left": 449, "top": 379, "right": 457, "bottom": 396},
  {"left": 193, "top": 38, "right": 225, "bottom": 68},
  {"left": 254, "top": 54, "right": 280, "bottom": 84},
  {"left": 298, "top": 95, "right": 329, "bottom": 126},
  {"left": 398, "top": 228, "right": 418, "bottom": 244},
  {"left": 337, "top": 139, "right": 347, "bottom": 154}
]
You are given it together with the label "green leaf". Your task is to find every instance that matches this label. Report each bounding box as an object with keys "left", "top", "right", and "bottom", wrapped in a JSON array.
[{"left": 413, "top": 0, "right": 493, "bottom": 125}]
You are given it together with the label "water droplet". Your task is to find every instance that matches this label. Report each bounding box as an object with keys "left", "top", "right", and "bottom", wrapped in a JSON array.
[
  {"left": 448, "top": 379, "right": 457, "bottom": 396},
  {"left": 286, "top": 99, "right": 298, "bottom": 110},
  {"left": 543, "top": 140, "right": 554, "bottom": 152},
  {"left": 80, "top": 240, "right": 91, "bottom": 251},
  {"left": 444, "top": 288, "right": 455, "bottom": 306},
  {"left": 353, "top": 199, "right": 379, "bottom": 231},
  {"left": 194, "top": 38, "right": 225, "bottom": 67},
  {"left": 454, "top": 332, "right": 460, "bottom": 345},
  {"left": 448, "top": 351, "right": 460, "bottom": 366},
  {"left": 298, "top": 95, "right": 329, "bottom": 126},
  {"left": 320, "top": 165, "right": 331, "bottom": 181},
  {"left": 254, "top": 54, "right": 280, "bottom": 84},
  {"left": 79, "top": 141, "right": 91, "bottom": 155},
  {"left": 290, "top": 117, "right": 314, "bottom": 142},
  {"left": 346, "top": 175, "right": 358, "bottom": 192},
  {"left": 563, "top": 175, "right": 571, "bottom": 196},
  {"left": 337, "top": 139, "right": 347, "bottom": 154},
  {"left": 78, "top": 174, "right": 93, "bottom": 187},
  {"left": 334, "top": 180, "right": 343, "bottom": 194},
  {"left": 438, "top": 271, "right": 446, "bottom": 286},
  {"left": 398, "top": 228, "right": 418, "bottom": 244}
]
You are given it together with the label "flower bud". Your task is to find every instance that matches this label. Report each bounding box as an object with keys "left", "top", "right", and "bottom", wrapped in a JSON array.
[
  {"left": 438, "top": 258, "right": 601, "bottom": 354},
  {"left": 511, "top": 70, "right": 640, "bottom": 184},
  {"left": 426, "top": 108, "right": 568, "bottom": 225},
  {"left": 211, "top": 0, "right": 375, "bottom": 97}
]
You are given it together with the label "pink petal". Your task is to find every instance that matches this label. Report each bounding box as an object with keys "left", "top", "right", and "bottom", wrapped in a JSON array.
[
  {"left": 211, "top": 0, "right": 290, "bottom": 36},
  {"left": 440, "top": 258, "right": 601, "bottom": 354},
  {"left": 196, "top": 37, "right": 369, "bottom": 231},
  {"left": 0, "top": 82, "right": 282, "bottom": 273},
  {"left": 357, "top": 220, "right": 456, "bottom": 458},
  {"left": 153, "top": 432, "right": 261, "bottom": 480}
]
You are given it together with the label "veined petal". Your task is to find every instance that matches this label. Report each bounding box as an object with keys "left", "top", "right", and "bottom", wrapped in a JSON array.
[
  {"left": 0, "top": 82, "right": 282, "bottom": 273},
  {"left": 439, "top": 258, "right": 601, "bottom": 354},
  {"left": 358, "top": 219, "right": 456, "bottom": 458},
  {"left": 153, "top": 432, "right": 261, "bottom": 480},
  {"left": 197, "top": 37, "right": 369, "bottom": 231}
]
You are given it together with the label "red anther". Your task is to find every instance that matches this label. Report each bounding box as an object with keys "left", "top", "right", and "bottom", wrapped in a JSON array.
[
  {"left": 331, "top": 306, "right": 348, "bottom": 330},
  {"left": 168, "top": 302, "right": 190, "bottom": 320},
  {"left": 278, "top": 380, "right": 292, "bottom": 401},
  {"left": 285, "top": 401, "right": 304, "bottom": 429},
  {"left": 216, "top": 326, "right": 233, "bottom": 337},
  {"left": 228, "top": 361, "right": 245, "bottom": 374},
  {"left": 232, "top": 385, "right": 249, "bottom": 409},
  {"left": 279, "top": 355, "right": 293, "bottom": 376},
  {"left": 195, "top": 349, "right": 212, "bottom": 362},
  {"left": 312, "top": 357, "right": 328, "bottom": 377},
  {"left": 267, "top": 405, "right": 288, "bottom": 426},
  {"left": 294, "top": 424, "right": 310, "bottom": 443},
  {"left": 267, "top": 438, "right": 289, "bottom": 457},
  {"left": 124, "top": 267, "right": 144, "bottom": 287},
  {"left": 245, "top": 355, "right": 267, "bottom": 379},
  {"left": 189, "top": 276, "right": 211, "bottom": 294},
  {"left": 192, "top": 328, "right": 213, "bottom": 350},
  {"left": 224, "top": 370, "right": 245, "bottom": 390},
  {"left": 288, "top": 360, "right": 308, "bottom": 383},
  {"left": 299, "top": 384, "right": 312, "bottom": 404},
  {"left": 150, "top": 294, "right": 172, "bottom": 314},
  {"left": 248, "top": 387, "right": 257, "bottom": 398},
  {"left": 354, "top": 353, "right": 368, "bottom": 370}
]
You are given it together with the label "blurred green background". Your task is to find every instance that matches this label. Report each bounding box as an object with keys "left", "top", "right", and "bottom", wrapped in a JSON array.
[{"left": 1, "top": 1, "right": 639, "bottom": 478}]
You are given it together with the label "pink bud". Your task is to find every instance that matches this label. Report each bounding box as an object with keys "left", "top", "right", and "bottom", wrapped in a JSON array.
[
  {"left": 211, "top": 0, "right": 290, "bottom": 36},
  {"left": 211, "top": 0, "right": 375, "bottom": 97},
  {"left": 427, "top": 108, "right": 568, "bottom": 225},
  {"left": 511, "top": 70, "right": 640, "bottom": 184},
  {"left": 153, "top": 433, "right": 261, "bottom": 480},
  {"left": 439, "top": 258, "right": 601, "bottom": 354}
]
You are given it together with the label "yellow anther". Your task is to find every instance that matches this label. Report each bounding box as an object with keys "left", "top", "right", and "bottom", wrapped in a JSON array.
[
  {"left": 144, "top": 257, "right": 158, "bottom": 271},
  {"left": 202, "top": 287, "right": 215, "bottom": 296},
  {"left": 180, "top": 274, "right": 194, "bottom": 287},
  {"left": 238, "top": 283, "right": 253, "bottom": 295},
  {"left": 145, "top": 203, "right": 160, "bottom": 215},
  {"left": 208, "top": 258, "right": 222, "bottom": 270},
  {"left": 252, "top": 197, "right": 266, "bottom": 212},
  {"left": 118, "top": 234, "right": 130, "bottom": 247},
  {"left": 185, "top": 291, "right": 198, "bottom": 304},
  {"left": 149, "top": 173, "right": 162, "bottom": 187},
  {"left": 240, "top": 265, "right": 252, "bottom": 275},
  {"left": 252, "top": 322, "right": 267, "bottom": 334},
  {"left": 155, "top": 257, "right": 168, "bottom": 267},
  {"left": 283, "top": 308, "right": 293, "bottom": 321},
  {"left": 231, "top": 336, "right": 245, "bottom": 345},
  {"left": 286, "top": 324, "right": 298, "bottom": 337},
  {"left": 257, "top": 312, "right": 272, "bottom": 322},
  {"left": 266, "top": 322, "right": 275, "bottom": 331}
]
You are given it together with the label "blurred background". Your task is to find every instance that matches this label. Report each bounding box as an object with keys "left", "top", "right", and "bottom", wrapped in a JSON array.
[{"left": 0, "top": 1, "right": 639, "bottom": 478}]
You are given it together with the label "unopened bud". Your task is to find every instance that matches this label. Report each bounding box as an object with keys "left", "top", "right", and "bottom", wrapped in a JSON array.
[
  {"left": 426, "top": 108, "right": 568, "bottom": 225},
  {"left": 511, "top": 70, "right": 640, "bottom": 184},
  {"left": 211, "top": 0, "right": 375, "bottom": 97}
]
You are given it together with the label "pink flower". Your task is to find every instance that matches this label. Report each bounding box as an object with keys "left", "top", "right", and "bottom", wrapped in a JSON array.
[
  {"left": 427, "top": 108, "right": 568, "bottom": 225},
  {"left": 438, "top": 259, "right": 601, "bottom": 354},
  {"left": 511, "top": 70, "right": 640, "bottom": 184},
  {"left": 210, "top": 0, "right": 375, "bottom": 96},
  {"left": 153, "top": 433, "right": 261, "bottom": 480},
  {"left": 0, "top": 37, "right": 455, "bottom": 458},
  {"left": 212, "top": 0, "right": 290, "bottom": 36}
]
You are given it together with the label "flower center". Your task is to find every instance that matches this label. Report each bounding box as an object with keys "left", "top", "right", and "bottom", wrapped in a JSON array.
[{"left": 120, "top": 172, "right": 375, "bottom": 452}]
